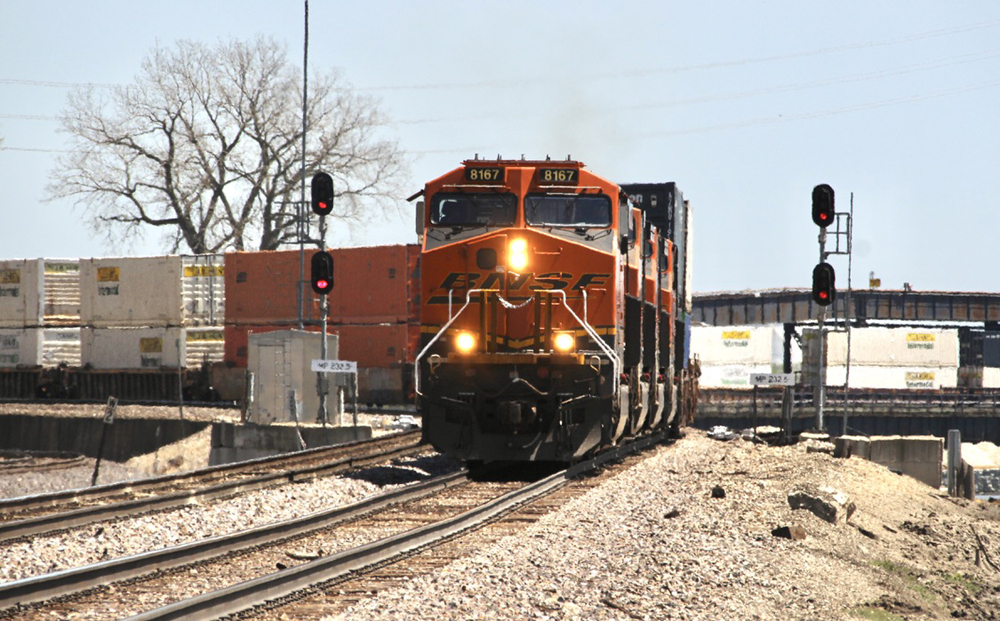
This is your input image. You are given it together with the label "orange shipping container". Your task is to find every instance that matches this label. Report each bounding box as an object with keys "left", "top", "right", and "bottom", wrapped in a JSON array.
[
  {"left": 225, "top": 251, "right": 322, "bottom": 327},
  {"left": 331, "top": 323, "right": 419, "bottom": 369},
  {"left": 225, "top": 245, "right": 419, "bottom": 326},
  {"left": 328, "top": 245, "right": 419, "bottom": 325}
]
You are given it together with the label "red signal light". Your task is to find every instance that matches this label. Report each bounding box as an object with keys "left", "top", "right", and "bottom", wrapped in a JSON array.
[
  {"left": 811, "top": 262, "right": 836, "bottom": 306},
  {"left": 311, "top": 251, "right": 334, "bottom": 295},
  {"left": 311, "top": 173, "right": 334, "bottom": 217},
  {"left": 812, "top": 184, "right": 834, "bottom": 228}
]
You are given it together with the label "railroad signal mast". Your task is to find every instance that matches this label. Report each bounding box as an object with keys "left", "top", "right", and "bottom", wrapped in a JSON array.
[
  {"left": 311, "top": 171, "right": 335, "bottom": 424},
  {"left": 810, "top": 183, "right": 853, "bottom": 433}
]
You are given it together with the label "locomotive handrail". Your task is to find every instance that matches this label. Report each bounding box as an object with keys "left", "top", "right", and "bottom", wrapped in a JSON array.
[
  {"left": 414, "top": 288, "right": 621, "bottom": 397},
  {"left": 550, "top": 289, "right": 621, "bottom": 394},
  {"left": 414, "top": 288, "right": 486, "bottom": 396}
]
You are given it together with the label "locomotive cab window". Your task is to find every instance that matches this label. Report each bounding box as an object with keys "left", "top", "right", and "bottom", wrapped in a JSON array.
[
  {"left": 525, "top": 194, "right": 611, "bottom": 228},
  {"left": 430, "top": 193, "right": 517, "bottom": 227}
]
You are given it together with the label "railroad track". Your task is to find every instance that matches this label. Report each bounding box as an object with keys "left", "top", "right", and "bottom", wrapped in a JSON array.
[
  {"left": 3, "top": 431, "right": 664, "bottom": 620},
  {"left": 0, "top": 451, "right": 85, "bottom": 475},
  {"left": 0, "top": 430, "right": 425, "bottom": 542}
]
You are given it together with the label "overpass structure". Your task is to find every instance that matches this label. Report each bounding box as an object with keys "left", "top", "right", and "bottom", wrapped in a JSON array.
[{"left": 692, "top": 289, "right": 1000, "bottom": 327}]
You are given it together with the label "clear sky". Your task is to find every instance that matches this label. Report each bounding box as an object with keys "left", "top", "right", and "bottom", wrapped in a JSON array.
[{"left": 1, "top": 1, "right": 998, "bottom": 294}]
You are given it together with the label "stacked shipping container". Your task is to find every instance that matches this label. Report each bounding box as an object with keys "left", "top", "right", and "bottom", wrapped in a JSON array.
[
  {"left": 692, "top": 325, "right": 791, "bottom": 388},
  {"left": 0, "top": 259, "right": 82, "bottom": 367},
  {"left": 224, "top": 245, "right": 420, "bottom": 405},
  {"left": 825, "top": 327, "right": 959, "bottom": 389},
  {"left": 78, "top": 255, "right": 225, "bottom": 369}
]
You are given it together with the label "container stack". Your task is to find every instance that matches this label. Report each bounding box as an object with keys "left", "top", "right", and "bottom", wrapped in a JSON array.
[
  {"left": 224, "top": 245, "right": 420, "bottom": 405},
  {"left": 825, "top": 327, "right": 959, "bottom": 389},
  {"left": 0, "top": 259, "right": 82, "bottom": 368},
  {"left": 78, "top": 255, "right": 225, "bottom": 369},
  {"left": 691, "top": 325, "right": 789, "bottom": 388}
]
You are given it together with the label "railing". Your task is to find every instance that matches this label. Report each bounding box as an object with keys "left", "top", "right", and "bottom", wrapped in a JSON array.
[
  {"left": 701, "top": 387, "right": 1000, "bottom": 417},
  {"left": 414, "top": 289, "right": 620, "bottom": 396}
]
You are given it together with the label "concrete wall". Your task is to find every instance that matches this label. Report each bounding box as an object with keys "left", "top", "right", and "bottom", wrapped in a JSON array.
[
  {"left": 0, "top": 414, "right": 372, "bottom": 466},
  {"left": 209, "top": 422, "right": 372, "bottom": 465},
  {"left": 835, "top": 435, "right": 943, "bottom": 488},
  {"left": 0, "top": 414, "right": 209, "bottom": 462}
]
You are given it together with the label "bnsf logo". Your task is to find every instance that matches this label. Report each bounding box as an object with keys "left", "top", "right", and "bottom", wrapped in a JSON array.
[{"left": 437, "top": 272, "right": 610, "bottom": 291}]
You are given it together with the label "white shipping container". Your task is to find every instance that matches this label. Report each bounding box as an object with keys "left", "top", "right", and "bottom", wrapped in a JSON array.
[
  {"left": 0, "top": 327, "right": 82, "bottom": 367},
  {"left": 81, "top": 327, "right": 185, "bottom": 369},
  {"left": 0, "top": 259, "right": 43, "bottom": 328},
  {"left": 43, "top": 260, "right": 81, "bottom": 323},
  {"left": 826, "top": 365, "right": 958, "bottom": 390},
  {"left": 247, "top": 329, "right": 342, "bottom": 424},
  {"left": 826, "top": 327, "right": 958, "bottom": 367},
  {"left": 984, "top": 367, "right": 1000, "bottom": 389},
  {"left": 42, "top": 328, "right": 81, "bottom": 366},
  {"left": 691, "top": 325, "right": 782, "bottom": 366},
  {"left": 185, "top": 326, "right": 225, "bottom": 368},
  {"left": 0, "top": 328, "right": 41, "bottom": 367},
  {"left": 698, "top": 364, "right": 777, "bottom": 389},
  {"left": 80, "top": 255, "right": 224, "bottom": 328}
]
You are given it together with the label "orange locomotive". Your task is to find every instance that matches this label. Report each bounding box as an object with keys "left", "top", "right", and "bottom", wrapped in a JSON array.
[{"left": 413, "top": 158, "right": 687, "bottom": 463}]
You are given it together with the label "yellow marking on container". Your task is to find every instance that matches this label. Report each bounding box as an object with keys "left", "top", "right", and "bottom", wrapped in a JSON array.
[
  {"left": 45, "top": 263, "right": 79, "bottom": 274},
  {"left": 722, "top": 330, "right": 750, "bottom": 340},
  {"left": 906, "top": 333, "right": 935, "bottom": 342},
  {"left": 0, "top": 270, "right": 21, "bottom": 284},
  {"left": 97, "top": 267, "right": 120, "bottom": 282},
  {"left": 905, "top": 371, "right": 935, "bottom": 381},
  {"left": 187, "top": 330, "right": 224, "bottom": 342},
  {"left": 183, "top": 265, "right": 225, "bottom": 278},
  {"left": 139, "top": 337, "right": 163, "bottom": 353}
]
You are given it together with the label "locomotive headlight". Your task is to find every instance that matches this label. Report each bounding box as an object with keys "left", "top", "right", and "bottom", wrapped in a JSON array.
[
  {"left": 553, "top": 332, "right": 575, "bottom": 352},
  {"left": 508, "top": 238, "right": 529, "bottom": 271},
  {"left": 455, "top": 331, "right": 476, "bottom": 353}
]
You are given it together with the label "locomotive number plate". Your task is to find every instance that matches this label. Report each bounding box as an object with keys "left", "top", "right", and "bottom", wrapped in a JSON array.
[
  {"left": 464, "top": 167, "right": 505, "bottom": 184},
  {"left": 537, "top": 168, "right": 579, "bottom": 185}
]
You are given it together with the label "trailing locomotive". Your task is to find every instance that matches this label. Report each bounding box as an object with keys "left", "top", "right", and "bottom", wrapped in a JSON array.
[{"left": 413, "top": 158, "right": 695, "bottom": 463}]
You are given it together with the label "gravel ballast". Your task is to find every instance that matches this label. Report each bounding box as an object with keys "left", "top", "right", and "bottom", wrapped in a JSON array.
[
  {"left": 335, "top": 433, "right": 1000, "bottom": 621},
  {"left": 4, "top": 418, "right": 1000, "bottom": 620}
]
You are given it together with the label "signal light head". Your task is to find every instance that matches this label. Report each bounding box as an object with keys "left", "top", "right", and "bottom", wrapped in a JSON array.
[
  {"left": 812, "top": 184, "right": 835, "bottom": 228},
  {"left": 310, "top": 250, "right": 334, "bottom": 295},
  {"left": 811, "top": 261, "right": 836, "bottom": 306},
  {"left": 311, "top": 172, "right": 334, "bottom": 216}
]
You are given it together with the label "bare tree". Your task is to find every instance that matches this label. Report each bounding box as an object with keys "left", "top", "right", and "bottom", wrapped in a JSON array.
[{"left": 49, "top": 36, "right": 408, "bottom": 254}]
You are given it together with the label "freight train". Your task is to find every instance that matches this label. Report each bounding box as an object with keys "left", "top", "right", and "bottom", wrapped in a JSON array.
[{"left": 412, "top": 158, "right": 697, "bottom": 463}]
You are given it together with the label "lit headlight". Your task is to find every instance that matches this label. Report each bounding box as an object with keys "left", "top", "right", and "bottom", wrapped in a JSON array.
[
  {"left": 553, "top": 332, "right": 575, "bottom": 352},
  {"left": 455, "top": 332, "right": 476, "bottom": 353},
  {"left": 508, "top": 238, "right": 528, "bottom": 271}
]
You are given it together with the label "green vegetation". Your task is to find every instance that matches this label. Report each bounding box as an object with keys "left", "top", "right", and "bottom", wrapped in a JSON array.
[
  {"left": 943, "top": 572, "right": 984, "bottom": 597},
  {"left": 850, "top": 607, "right": 905, "bottom": 621},
  {"left": 869, "top": 559, "right": 935, "bottom": 601}
]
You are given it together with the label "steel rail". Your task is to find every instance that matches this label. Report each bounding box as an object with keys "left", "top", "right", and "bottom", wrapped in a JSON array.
[
  {"left": 0, "top": 430, "right": 420, "bottom": 514},
  {"left": 0, "top": 471, "right": 468, "bottom": 611},
  {"left": 125, "top": 431, "right": 668, "bottom": 621},
  {"left": 0, "top": 433, "right": 426, "bottom": 542}
]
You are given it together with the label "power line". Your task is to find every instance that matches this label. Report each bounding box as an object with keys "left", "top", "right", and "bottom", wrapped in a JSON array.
[
  {"left": 0, "top": 146, "right": 67, "bottom": 153},
  {"left": 394, "top": 48, "right": 1000, "bottom": 125},
  {"left": 0, "top": 78, "right": 117, "bottom": 88},
  {"left": 364, "top": 18, "right": 1000, "bottom": 92}
]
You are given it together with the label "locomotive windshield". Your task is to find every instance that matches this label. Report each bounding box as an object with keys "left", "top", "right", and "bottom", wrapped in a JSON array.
[
  {"left": 430, "top": 193, "right": 517, "bottom": 227},
  {"left": 525, "top": 194, "right": 612, "bottom": 228}
]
